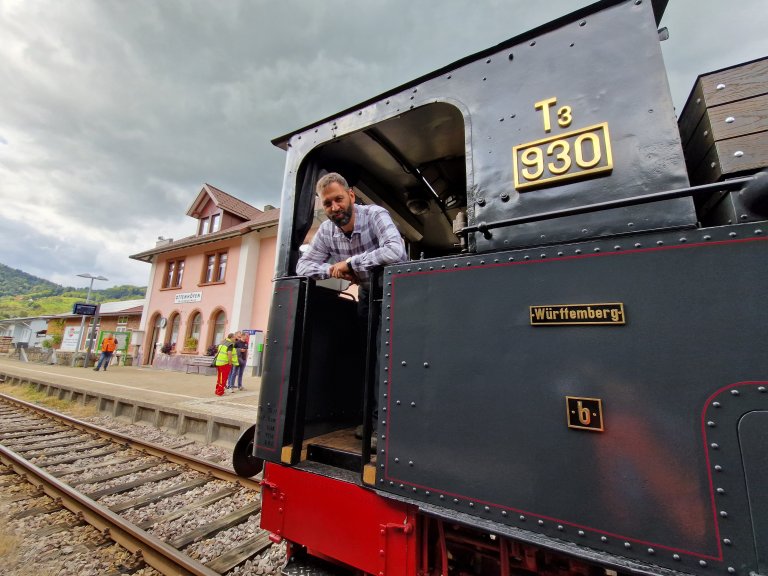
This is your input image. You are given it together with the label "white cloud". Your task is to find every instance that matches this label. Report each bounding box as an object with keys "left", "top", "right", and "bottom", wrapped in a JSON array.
[{"left": 0, "top": 0, "right": 765, "bottom": 287}]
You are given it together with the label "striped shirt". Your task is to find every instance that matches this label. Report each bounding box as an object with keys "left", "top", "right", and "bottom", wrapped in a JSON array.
[{"left": 297, "top": 204, "right": 408, "bottom": 288}]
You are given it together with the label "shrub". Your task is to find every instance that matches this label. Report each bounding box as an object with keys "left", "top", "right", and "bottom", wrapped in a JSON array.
[
  {"left": 184, "top": 337, "right": 198, "bottom": 350},
  {"left": 206, "top": 344, "right": 218, "bottom": 357},
  {"left": 160, "top": 342, "right": 173, "bottom": 354}
]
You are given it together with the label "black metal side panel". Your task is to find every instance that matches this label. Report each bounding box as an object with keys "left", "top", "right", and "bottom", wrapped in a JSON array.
[
  {"left": 469, "top": 0, "right": 694, "bottom": 251},
  {"left": 377, "top": 223, "right": 768, "bottom": 574},
  {"left": 738, "top": 411, "right": 768, "bottom": 573},
  {"left": 255, "top": 277, "right": 306, "bottom": 463}
]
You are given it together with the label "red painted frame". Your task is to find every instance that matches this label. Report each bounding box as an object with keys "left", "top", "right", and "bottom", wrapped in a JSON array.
[{"left": 261, "top": 462, "right": 419, "bottom": 575}]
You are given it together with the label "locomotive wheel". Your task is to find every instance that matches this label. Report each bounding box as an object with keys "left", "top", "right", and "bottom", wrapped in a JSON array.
[{"left": 233, "top": 425, "right": 264, "bottom": 477}]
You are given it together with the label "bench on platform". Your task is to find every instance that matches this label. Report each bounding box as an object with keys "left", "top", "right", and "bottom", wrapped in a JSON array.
[{"left": 185, "top": 356, "right": 215, "bottom": 374}]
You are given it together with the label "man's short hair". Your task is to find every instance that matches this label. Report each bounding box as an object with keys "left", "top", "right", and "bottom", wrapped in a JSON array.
[
  {"left": 316, "top": 172, "right": 348, "bottom": 195},
  {"left": 227, "top": 333, "right": 235, "bottom": 339}
]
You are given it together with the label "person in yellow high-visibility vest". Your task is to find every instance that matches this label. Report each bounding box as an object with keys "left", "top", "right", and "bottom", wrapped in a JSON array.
[{"left": 214, "top": 333, "right": 234, "bottom": 396}]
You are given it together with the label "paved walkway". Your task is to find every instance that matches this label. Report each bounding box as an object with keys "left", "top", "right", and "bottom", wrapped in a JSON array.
[{"left": 0, "top": 356, "right": 262, "bottom": 427}]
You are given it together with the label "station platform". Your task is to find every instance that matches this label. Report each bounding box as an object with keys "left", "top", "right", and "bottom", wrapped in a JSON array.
[{"left": 0, "top": 356, "right": 261, "bottom": 448}]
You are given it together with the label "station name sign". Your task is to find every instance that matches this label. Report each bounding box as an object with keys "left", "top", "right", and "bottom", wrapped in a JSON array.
[
  {"left": 174, "top": 291, "right": 203, "bottom": 304},
  {"left": 530, "top": 303, "right": 625, "bottom": 326},
  {"left": 72, "top": 303, "right": 98, "bottom": 316}
]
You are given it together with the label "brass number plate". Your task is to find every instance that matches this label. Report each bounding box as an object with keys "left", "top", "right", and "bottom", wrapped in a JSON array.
[
  {"left": 513, "top": 122, "right": 613, "bottom": 191},
  {"left": 566, "top": 396, "right": 604, "bottom": 432}
]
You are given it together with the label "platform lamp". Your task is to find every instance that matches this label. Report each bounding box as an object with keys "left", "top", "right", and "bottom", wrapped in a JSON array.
[{"left": 71, "top": 273, "right": 108, "bottom": 367}]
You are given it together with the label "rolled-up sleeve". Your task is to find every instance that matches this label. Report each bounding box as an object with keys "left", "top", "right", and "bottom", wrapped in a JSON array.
[{"left": 296, "top": 228, "right": 332, "bottom": 279}]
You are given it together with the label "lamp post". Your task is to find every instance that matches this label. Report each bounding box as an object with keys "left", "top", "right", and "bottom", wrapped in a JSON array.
[{"left": 71, "top": 273, "right": 108, "bottom": 367}]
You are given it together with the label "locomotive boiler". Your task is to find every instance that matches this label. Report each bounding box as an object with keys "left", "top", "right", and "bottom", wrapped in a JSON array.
[{"left": 233, "top": 0, "right": 768, "bottom": 574}]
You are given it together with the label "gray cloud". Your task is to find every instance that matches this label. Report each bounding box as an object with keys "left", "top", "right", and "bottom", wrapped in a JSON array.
[{"left": 0, "top": 0, "right": 765, "bottom": 288}]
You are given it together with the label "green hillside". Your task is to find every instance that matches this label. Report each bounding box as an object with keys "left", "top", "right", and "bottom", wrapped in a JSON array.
[{"left": 0, "top": 264, "right": 145, "bottom": 319}]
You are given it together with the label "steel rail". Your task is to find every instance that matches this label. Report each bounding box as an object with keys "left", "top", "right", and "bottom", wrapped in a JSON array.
[
  {"left": 0, "top": 443, "right": 220, "bottom": 576},
  {"left": 0, "top": 392, "right": 261, "bottom": 491}
]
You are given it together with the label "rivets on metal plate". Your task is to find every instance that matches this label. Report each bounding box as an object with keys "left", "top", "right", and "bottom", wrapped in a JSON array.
[
  {"left": 557, "top": 525, "right": 564, "bottom": 531},
  {"left": 579, "top": 20, "right": 586, "bottom": 26},
  {"left": 673, "top": 554, "right": 681, "bottom": 561},
  {"left": 657, "top": 240, "right": 664, "bottom": 246},
  {"left": 707, "top": 421, "right": 716, "bottom": 427},
  {"left": 720, "top": 511, "right": 728, "bottom": 518},
  {"left": 759, "top": 386, "right": 766, "bottom": 392},
  {"left": 624, "top": 542, "right": 631, "bottom": 549},
  {"left": 578, "top": 530, "right": 585, "bottom": 536},
  {"left": 703, "top": 235, "right": 712, "bottom": 241},
  {"left": 502, "top": 510, "right": 507, "bottom": 516},
  {"left": 713, "top": 401, "right": 721, "bottom": 408},
  {"left": 593, "top": 248, "right": 600, "bottom": 253},
  {"left": 634, "top": 243, "right": 642, "bottom": 248},
  {"left": 725, "top": 116, "right": 735, "bottom": 123},
  {"left": 520, "top": 515, "right": 526, "bottom": 521},
  {"left": 601, "top": 536, "right": 608, "bottom": 542},
  {"left": 538, "top": 520, "right": 545, "bottom": 526},
  {"left": 711, "top": 443, "right": 719, "bottom": 449},
  {"left": 734, "top": 150, "right": 744, "bottom": 158},
  {"left": 575, "top": 249, "right": 582, "bottom": 254},
  {"left": 423, "top": 362, "right": 429, "bottom": 368},
  {"left": 647, "top": 548, "right": 655, "bottom": 555},
  {"left": 477, "top": 197, "right": 486, "bottom": 207},
  {"left": 730, "top": 389, "right": 740, "bottom": 396},
  {"left": 716, "top": 83, "right": 726, "bottom": 90},
  {"left": 715, "top": 465, "right": 723, "bottom": 472},
  {"left": 485, "top": 506, "right": 490, "bottom": 512},
  {"left": 723, "top": 538, "right": 732, "bottom": 545},
  {"left": 401, "top": 361, "right": 407, "bottom": 366},
  {"left": 727, "top": 568, "right": 736, "bottom": 574},
  {"left": 755, "top": 230, "right": 763, "bottom": 236},
  {"left": 699, "top": 560, "right": 707, "bottom": 567},
  {"left": 679, "top": 237, "right": 687, "bottom": 243},
  {"left": 469, "top": 502, "right": 474, "bottom": 508}
]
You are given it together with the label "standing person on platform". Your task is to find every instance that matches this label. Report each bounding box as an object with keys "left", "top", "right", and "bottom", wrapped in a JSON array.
[
  {"left": 226, "top": 332, "right": 242, "bottom": 393},
  {"left": 233, "top": 332, "right": 248, "bottom": 391},
  {"left": 214, "top": 333, "right": 235, "bottom": 396},
  {"left": 94, "top": 333, "right": 118, "bottom": 371}
]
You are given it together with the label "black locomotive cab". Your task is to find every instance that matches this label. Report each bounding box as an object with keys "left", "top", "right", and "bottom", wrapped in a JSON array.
[{"left": 236, "top": 1, "right": 768, "bottom": 574}]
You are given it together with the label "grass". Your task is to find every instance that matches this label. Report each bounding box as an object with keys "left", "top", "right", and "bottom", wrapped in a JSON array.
[{"left": 0, "top": 382, "right": 98, "bottom": 419}]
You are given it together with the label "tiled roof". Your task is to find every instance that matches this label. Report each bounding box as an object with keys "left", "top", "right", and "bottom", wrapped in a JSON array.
[
  {"left": 203, "top": 183, "right": 264, "bottom": 221},
  {"left": 129, "top": 208, "right": 280, "bottom": 262}
]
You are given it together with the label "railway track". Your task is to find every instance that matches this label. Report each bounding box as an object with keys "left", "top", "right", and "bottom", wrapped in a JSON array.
[{"left": 0, "top": 393, "right": 282, "bottom": 575}]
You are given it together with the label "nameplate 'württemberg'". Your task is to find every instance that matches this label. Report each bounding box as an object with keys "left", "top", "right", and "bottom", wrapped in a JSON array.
[{"left": 530, "top": 303, "right": 625, "bottom": 326}]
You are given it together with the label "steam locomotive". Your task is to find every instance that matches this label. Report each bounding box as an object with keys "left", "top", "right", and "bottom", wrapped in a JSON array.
[{"left": 233, "top": 0, "right": 768, "bottom": 574}]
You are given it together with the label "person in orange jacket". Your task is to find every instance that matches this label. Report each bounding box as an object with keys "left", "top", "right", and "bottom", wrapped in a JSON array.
[{"left": 94, "top": 334, "right": 118, "bottom": 371}]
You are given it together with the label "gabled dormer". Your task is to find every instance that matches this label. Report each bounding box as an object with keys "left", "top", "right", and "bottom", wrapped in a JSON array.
[{"left": 186, "top": 183, "right": 264, "bottom": 236}]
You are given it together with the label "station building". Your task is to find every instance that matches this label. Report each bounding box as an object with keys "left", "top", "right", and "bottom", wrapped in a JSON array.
[{"left": 129, "top": 184, "right": 285, "bottom": 373}]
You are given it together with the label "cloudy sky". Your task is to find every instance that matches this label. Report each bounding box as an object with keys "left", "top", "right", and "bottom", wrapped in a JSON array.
[{"left": 1, "top": 0, "right": 765, "bottom": 288}]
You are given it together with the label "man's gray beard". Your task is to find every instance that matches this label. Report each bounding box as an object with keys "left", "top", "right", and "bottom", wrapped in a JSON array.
[{"left": 331, "top": 206, "right": 353, "bottom": 227}]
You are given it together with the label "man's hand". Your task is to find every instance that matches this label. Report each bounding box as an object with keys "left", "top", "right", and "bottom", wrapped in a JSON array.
[{"left": 329, "top": 260, "right": 358, "bottom": 283}]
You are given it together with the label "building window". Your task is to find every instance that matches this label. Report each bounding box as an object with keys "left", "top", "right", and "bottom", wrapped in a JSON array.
[
  {"left": 212, "top": 310, "right": 226, "bottom": 346},
  {"left": 169, "top": 314, "right": 180, "bottom": 348},
  {"left": 211, "top": 213, "right": 221, "bottom": 232},
  {"left": 117, "top": 316, "right": 128, "bottom": 326},
  {"left": 199, "top": 217, "right": 210, "bottom": 235},
  {"left": 185, "top": 311, "right": 201, "bottom": 351},
  {"left": 163, "top": 259, "right": 185, "bottom": 288},
  {"left": 202, "top": 251, "right": 228, "bottom": 284}
]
